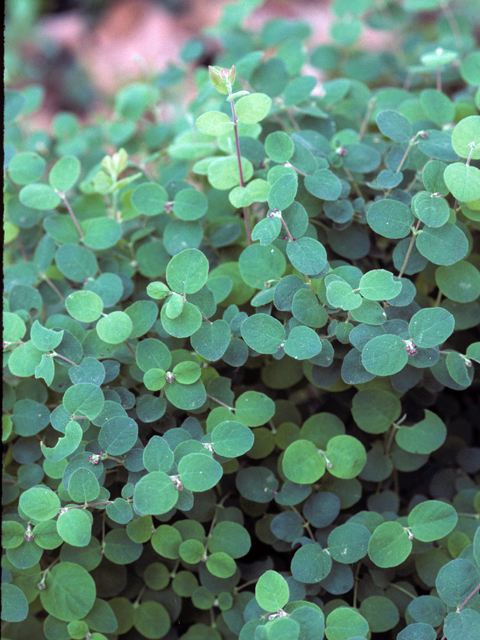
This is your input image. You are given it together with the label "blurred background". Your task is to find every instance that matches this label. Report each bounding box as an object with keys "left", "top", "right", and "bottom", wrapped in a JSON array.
[{"left": 5, "top": 0, "right": 398, "bottom": 127}]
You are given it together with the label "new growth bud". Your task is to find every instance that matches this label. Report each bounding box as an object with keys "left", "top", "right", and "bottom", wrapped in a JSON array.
[
  {"left": 403, "top": 340, "right": 418, "bottom": 356},
  {"left": 208, "top": 65, "right": 236, "bottom": 95}
]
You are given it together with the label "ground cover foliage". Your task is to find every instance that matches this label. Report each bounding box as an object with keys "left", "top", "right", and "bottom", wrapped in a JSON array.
[{"left": 3, "top": 0, "right": 480, "bottom": 638}]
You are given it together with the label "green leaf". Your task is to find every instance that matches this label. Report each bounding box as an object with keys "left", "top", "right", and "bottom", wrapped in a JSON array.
[
  {"left": 352, "top": 389, "right": 401, "bottom": 434},
  {"left": 359, "top": 269, "right": 402, "bottom": 301},
  {"left": 165, "top": 379, "right": 206, "bottom": 410},
  {"left": 82, "top": 218, "right": 122, "bottom": 250},
  {"left": 360, "top": 596, "right": 399, "bottom": 633},
  {"left": 284, "top": 325, "right": 322, "bottom": 360},
  {"left": 144, "top": 368, "right": 167, "bottom": 391},
  {"left": 235, "top": 391, "right": 275, "bottom": 427},
  {"left": 178, "top": 453, "right": 223, "bottom": 491},
  {"left": 133, "top": 471, "right": 179, "bottom": 516},
  {"left": 1, "top": 583, "right": 29, "bottom": 623},
  {"left": 195, "top": 111, "right": 233, "bottom": 136},
  {"left": 326, "top": 435, "right": 367, "bottom": 479},
  {"left": 287, "top": 237, "right": 327, "bottom": 275},
  {"left": 131, "top": 183, "right": 168, "bottom": 215},
  {"left": 66, "top": 290, "right": 104, "bottom": 323},
  {"left": 325, "top": 607, "right": 369, "bottom": 640},
  {"left": 68, "top": 467, "right": 100, "bottom": 503},
  {"left": 304, "top": 169, "right": 342, "bottom": 201},
  {"left": 19, "top": 183, "right": 61, "bottom": 210},
  {"left": 328, "top": 523, "right": 371, "bottom": 563},
  {"left": 206, "top": 552, "right": 236, "bottom": 578},
  {"left": 376, "top": 109, "right": 412, "bottom": 143},
  {"left": 252, "top": 216, "right": 282, "bottom": 245},
  {"left": 326, "top": 277, "right": 362, "bottom": 311},
  {"left": 451, "top": 115, "right": 480, "bottom": 160},
  {"left": 57, "top": 509, "right": 92, "bottom": 547},
  {"left": 368, "top": 521, "right": 412, "bottom": 568},
  {"left": 443, "top": 610, "right": 480, "bottom": 640},
  {"left": 443, "top": 163, "right": 480, "bottom": 202},
  {"left": 256, "top": 570, "right": 289, "bottom": 612},
  {"left": 98, "top": 416, "right": 138, "bottom": 455},
  {"left": 436, "top": 558, "right": 480, "bottom": 607},
  {"left": 63, "top": 383, "right": 104, "bottom": 420},
  {"left": 367, "top": 199, "right": 414, "bottom": 238},
  {"left": 361, "top": 334, "right": 409, "bottom": 376},
  {"left": 412, "top": 191, "right": 450, "bottom": 227},
  {"left": 161, "top": 301, "right": 202, "bottom": 338},
  {"left": 395, "top": 410, "right": 447, "bottom": 454},
  {"left": 408, "top": 500, "right": 458, "bottom": 542},
  {"left": 420, "top": 89, "right": 455, "bottom": 126},
  {"left": 283, "top": 440, "right": 326, "bottom": 484},
  {"left": 408, "top": 307, "right": 455, "bottom": 347},
  {"left": 9, "top": 151, "right": 45, "bottom": 185},
  {"left": 265, "top": 131, "right": 294, "bottom": 163},
  {"left": 190, "top": 319, "right": 231, "bottom": 361},
  {"left": 41, "top": 421, "right": 83, "bottom": 462},
  {"left": 30, "top": 320, "right": 64, "bottom": 351},
  {"left": 207, "top": 156, "right": 254, "bottom": 190},
  {"left": 96, "top": 311, "right": 133, "bottom": 344},
  {"left": 133, "top": 600, "right": 170, "bottom": 640},
  {"left": 268, "top": 174, "right": 298, "bottom": 210},
  {"left": 19, "top": 486, "right": 61, "bottom": 521},
  {"left": 55, "top": 243, "right": 98, "bottom": 282},
  {"left": 292, "top": 288, "right": 328, "bottom": 328},
  {"left": 124, "top": 300, "right": 158, "bottom": 338},
  {"left": 166, "top": 248, "right": 209, "bottom": 294},
  {"left": 136, "top": 338, "right": 171, "bottom": 372},
  {"left": 436, "top": 261, "right": 480, "bottom": 303},
  {"left": 172, "top": 188, "right": 208, "bottom": 221},
  {"left": 40, "top": 562, "right": 96, "bottom": 622},
  {"left": 235, "top": 93, "right": 272, "bottom": 124},
  {"left": 291, "top": 543, "right": 332, "bottom": 583},
  {"left": 239, "top": 243, "right": 286, "bottom": 289},
  {"left": 211, "top": 420, "right": 254, "bottom": 457},
  {"left": 416, "top": 223, "right": 468, "bottom": 265},
  {"left": 143, "top": 436, "right": 174, "bottom": 473},
  {"left": 49, "top": 156, "right": 81, "bottom": 192},
  {"left": 241, "top": 313, "right": 285, "bottom": 354}
]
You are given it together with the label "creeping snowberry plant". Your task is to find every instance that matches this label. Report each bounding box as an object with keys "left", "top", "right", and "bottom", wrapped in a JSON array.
[{"left": 3, "top": 1, "right": 480, "bottom": 639}]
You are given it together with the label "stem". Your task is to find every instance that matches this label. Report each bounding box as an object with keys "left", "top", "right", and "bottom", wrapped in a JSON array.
[
  {"left": 234, "top": 578, "right": 259, "bottom": 593},
  {"left": 202, "top": 315, "right": 213, "bottom": 325},
  {"left": 60, "top": 193, "right": 84, "bottom": 239},
  {"left": 285, "top": 163, "right": 307, "bottom": 177},
  {"left": 398, "top": 220, "right": 422, "bottom": 279},
  {"left": 207, "top": 395, "right": 234, "bottom": 411},
  {"left": 353, "top": 562, "right": 362, "bottom": 609},
  {"left": 439, "top": 583, "right": 480, "bottom": 640},
  {"left": 439, "top": 0, "right": 462, "bottom": 48},
  {"left": 281, "top": 217, "right": 295, "bottom": 242},
  {"left": 359, "top": 99, "right": 376, "bottom": 141},
  {"left": 343, "top": 166, "right": 364, "bottom": 198},
  {"left": 228, "top": 92, "right": 252, "bottom": 245},
  {"left": 389, "top": 583, "right": 416, "bottom": 599},
  {"left": 41, "top": 274, "right": 65, "bottom": 300},
  {"left": 124, "top": 340, "right": 136, "bottom": 357},
  {"left": 285, "top": 108, "right": 300, "bottom": 132},
  {"left": 436, "top": 66, "right": 442, "bottom": 92},
  {"left": 60, "top": 500, "right": 115, "bottom": 512},
  {"left": 458, "top": 582, "right": 480, "bottom": 611},
  {"left": 51, "top": 352, "right": 78, "bottom": 366},
  {"left": 50, "top": 352, "right": 78, "bottom": 366},
  {"left": 16, "top": 237, "right": 29, "bottom": 261}
]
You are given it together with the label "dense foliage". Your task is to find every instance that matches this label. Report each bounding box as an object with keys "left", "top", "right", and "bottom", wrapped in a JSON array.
[{"left": 3, "top": 0, "right": 480, "bottom": 639}]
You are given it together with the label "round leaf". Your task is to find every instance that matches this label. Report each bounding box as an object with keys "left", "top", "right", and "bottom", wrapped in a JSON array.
[{"left": 256, "top": 570, "right": 289, "bottom": 612}]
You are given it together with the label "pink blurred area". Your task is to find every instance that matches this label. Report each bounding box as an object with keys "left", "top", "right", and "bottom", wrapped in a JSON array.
[{"left": 38, "top": 0, "right": 392, "bottom": 96}]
